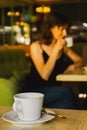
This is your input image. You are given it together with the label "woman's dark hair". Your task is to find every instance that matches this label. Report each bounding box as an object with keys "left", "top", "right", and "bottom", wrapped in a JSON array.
[{"left": 38, "top": 11, "right": 70, "bottom": 45}]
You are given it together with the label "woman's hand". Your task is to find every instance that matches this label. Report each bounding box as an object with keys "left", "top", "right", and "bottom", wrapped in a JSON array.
[
  {"left": 52, "top": 38, "right": 67, "bottom": 58},
  {"left": 64, "top": 64, "right": 75, "bottom": 73},
  {"left": 55, "top": 38, "right": 67, "bottom": 51}
]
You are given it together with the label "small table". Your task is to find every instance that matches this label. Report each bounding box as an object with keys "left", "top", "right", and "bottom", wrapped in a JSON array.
[
  {"left": 56, "top": 67, "right": 87, "bottom": 109},
  {"left": 1, "top": 106, "right": 87, "bottom": 130},
  {"left": 56, "top": 67, "right": 87, "bottom": 82}
]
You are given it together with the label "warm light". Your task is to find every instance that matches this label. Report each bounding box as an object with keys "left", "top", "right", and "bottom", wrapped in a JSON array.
[
  {"left": 15, "top": 12, "right": 20, "bottom": 16},
  {"left": 7, "top": 11, "right": 12, "bottom": 16},
  {"left": 7, "top": 11, "right": 20, "bottom": 16},
  {"left": 15, "top": 21, "right": 20, "bottom": 25},
  {"left": 36, "top": 5, "right": 51, "bottom": 13},
  {"left": 20, "top": 22, "right": 25, "bottom": 26}
]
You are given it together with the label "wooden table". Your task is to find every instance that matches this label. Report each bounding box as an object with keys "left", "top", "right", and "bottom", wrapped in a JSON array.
[
  {"left": 1, "top": 106, "right": 87, "bottom": 130},
  {"left": 56, "top": 67, "right": 87, "bottom": 82}
]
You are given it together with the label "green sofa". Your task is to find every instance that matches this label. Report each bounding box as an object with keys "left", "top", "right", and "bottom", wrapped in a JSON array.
[{"left": 0, "top": 48, "right": 31, "bottom": 106}]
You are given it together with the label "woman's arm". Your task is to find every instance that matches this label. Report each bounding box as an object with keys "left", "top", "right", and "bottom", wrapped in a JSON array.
[
  {"left": 64, "top": 47, "right": 85, "bottom": 71},
  {"left": 30, "top": 40, "right": 66, "bottom": 80}
]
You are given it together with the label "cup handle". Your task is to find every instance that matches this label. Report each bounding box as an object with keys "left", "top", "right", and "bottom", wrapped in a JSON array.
[
  {"left": 13, "top": 101, "right": 24, "bottom": 119},
  {"left": 13, "top": 102, "right": 16, "bottom": 111}
]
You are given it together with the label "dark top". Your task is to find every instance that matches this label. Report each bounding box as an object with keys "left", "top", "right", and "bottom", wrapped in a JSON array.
[{"left": 23, "top": 49, "right": 73, "bottom": 91}]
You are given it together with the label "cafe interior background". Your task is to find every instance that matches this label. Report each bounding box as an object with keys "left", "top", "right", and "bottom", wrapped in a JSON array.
[
  {"left": 0, "top": 0, "right": 87, "bottom": 45},
  {"left": 0, "top": 0, "right": 87, "bottom": 109}
]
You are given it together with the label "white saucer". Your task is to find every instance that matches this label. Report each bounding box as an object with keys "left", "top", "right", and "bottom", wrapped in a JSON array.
[{"left": 2, "top": 110, "right": 55, "bottom": 125}]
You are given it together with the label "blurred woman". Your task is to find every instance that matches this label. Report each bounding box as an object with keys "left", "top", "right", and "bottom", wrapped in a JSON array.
[{"left": 23, "top": 11, "right": 84, "bottom": 109}]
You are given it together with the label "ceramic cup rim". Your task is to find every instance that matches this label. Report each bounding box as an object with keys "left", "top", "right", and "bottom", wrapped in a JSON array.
[{"left": 14, "top": 92, "right": 44, "bottom": 100}]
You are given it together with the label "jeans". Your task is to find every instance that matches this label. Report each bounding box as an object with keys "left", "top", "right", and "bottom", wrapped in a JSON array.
[{"left": 35, "top": 86, "right": 78, "bottom": 109}]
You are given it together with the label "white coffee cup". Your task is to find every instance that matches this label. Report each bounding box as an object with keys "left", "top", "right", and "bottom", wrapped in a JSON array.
[
  {"left": 65, "top": 37, "right": 73, "bottom": 47},
  {"left": 13, "top": 92, "right": 44, "bottom": 121}
]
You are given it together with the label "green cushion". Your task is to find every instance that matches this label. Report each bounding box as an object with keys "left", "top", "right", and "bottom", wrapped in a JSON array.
[{"left": 0, "top": 78, "right": 17, "bottom": 106}]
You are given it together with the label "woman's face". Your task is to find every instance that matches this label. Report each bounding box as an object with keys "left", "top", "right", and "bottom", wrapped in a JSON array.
[{"left": 51, "top": 25, "right": 68, "bottom": 40}]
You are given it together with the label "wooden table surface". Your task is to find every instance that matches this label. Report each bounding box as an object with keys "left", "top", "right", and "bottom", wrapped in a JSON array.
[
  {"left": 56, "top": 67, "right": 87, "bottom": 82},
  {"left": 1, "top": 106, "right": 87, "bottom": 130}
]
